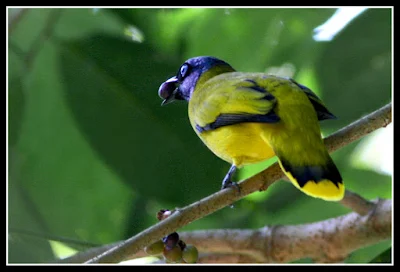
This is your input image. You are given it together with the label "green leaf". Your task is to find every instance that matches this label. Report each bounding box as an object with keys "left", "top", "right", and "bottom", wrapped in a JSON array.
[
  {"left": 10, "top": 38, "right": 134, "bottom": 249},
  {"left": 59, "top": 35, "right": 228, "bottom": 203},
  {"left": 369, "top": 247, "right": 391, "bottom": 263},
  {"left": 346, "top": 240, "right": 391, "bottom": 263}
]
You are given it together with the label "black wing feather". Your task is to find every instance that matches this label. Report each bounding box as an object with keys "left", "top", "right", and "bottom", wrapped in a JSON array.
[
  {"left": 196, "top": 112, "right": 280, "bottom": 133},
  {"left": 291, "top": 79, "right": 337, "bottom": 121}
]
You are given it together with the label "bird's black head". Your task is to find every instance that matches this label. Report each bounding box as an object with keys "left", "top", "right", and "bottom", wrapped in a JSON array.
[{"left": 158, "top": 56, "right": 235, "bottom": 105}]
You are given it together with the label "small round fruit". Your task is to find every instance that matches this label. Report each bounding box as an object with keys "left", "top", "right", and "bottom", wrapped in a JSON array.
[
  {"left": 182, "top": 245, "right": 199, "bottom": 263},
  {"left": 162, "top": 232, "right": 180, "bottom": 249},
  {"left": 144, "top": 240, "right": 164, "bottom": 256},
  {"left": 163, "top": 245, "right": 182, "bottom": 263}
]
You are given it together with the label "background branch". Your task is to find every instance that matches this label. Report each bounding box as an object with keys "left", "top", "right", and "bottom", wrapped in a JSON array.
[
  {"left": 163, "top": 198, "right": 391, "bottom": 263},
  {"left": 177, "top": 199, "right": 391, "bottom": 263},
  {"left": 24, "top": 9, "right": 63, "bottom": 70},
  {"left": 63, "top": 198, "right": 391, "bottom": 264},
  {"left": 80, "top": 102, "right": 391, "bottom": 263}
]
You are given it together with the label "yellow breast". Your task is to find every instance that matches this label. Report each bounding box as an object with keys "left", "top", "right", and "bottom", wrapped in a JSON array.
[{"left": 194, "top": 122, "right": 276, "bottom": 167}]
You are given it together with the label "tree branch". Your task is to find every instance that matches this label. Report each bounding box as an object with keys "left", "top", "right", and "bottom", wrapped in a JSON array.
[
  {"left": 83, "top": 102, "right": 391, "bottom": 263},
  {"left": 175, "top": 198, "right": 391, "bottom": 263},
  {"left": 339, "top": 190, "right": 377, "bottom": 216},
  {"left": 63, "top": 198, "right": 391, "bottom": 264}
]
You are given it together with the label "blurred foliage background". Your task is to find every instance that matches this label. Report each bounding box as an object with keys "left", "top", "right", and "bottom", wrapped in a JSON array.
[{"left": 7, "top": 7, "right": 392, "bottom": 264}]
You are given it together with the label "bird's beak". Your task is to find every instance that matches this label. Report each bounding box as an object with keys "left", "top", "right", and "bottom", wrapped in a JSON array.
[{"left": 158, "top": 76, "right": 179, "bottom": 106}]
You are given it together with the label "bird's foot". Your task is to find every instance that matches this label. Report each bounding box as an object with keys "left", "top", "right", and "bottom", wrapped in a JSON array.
[
  {"left": 221, "top": 177, "right": 241, "bottom": 208},
  {"left": 221, "top": 180, "right": 241, "bottom": 193},
  {"left": 220, "top": 165, "right": 241, "bottom": 194}
]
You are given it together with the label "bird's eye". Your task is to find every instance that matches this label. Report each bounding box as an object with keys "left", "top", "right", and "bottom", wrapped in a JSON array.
[{"left": 179, "top": 64, "right": 189, "bottom": 79}]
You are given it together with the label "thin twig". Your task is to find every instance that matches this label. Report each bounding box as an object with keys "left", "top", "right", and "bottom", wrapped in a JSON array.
[
  {"left": 9, "top": 227, "right": 100, "bottom": 248},
  {"left": 83, "top": 102, "right": 391, "bottom": 264},
  {"left": 57, "top": 242, "right": 126, "bottom": 264},
  {"left": 339, "top": 190, "right": 376, "bottom": 215},
  {"left": 8, "top": 8, "right": 28, "bottom": 34},
  {"left": 24, "top": 9, "right": 63, "bottom": 69},
  {"left": 8, "top": 9, "right": 63, "bottom": 71}
]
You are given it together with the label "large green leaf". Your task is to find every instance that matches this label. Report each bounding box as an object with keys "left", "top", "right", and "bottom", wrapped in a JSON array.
[
  {"left": 8, "top": 9, "right": 136, "bottom": 262},
  {"left": 11, "top": 38, "right": 134, "bottom": 245},
  {"left": 59, "top": 35, "right": 228, "bottom": 203}
]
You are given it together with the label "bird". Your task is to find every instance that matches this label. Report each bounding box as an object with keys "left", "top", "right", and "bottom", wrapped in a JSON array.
[{"left": 158, "top": 56, "right": 344, "bottom": 201}]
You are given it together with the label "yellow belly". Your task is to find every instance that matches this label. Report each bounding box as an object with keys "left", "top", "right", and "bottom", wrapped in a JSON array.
[{"left": 197, "top": 123, "right": 276, "bottom": 167}]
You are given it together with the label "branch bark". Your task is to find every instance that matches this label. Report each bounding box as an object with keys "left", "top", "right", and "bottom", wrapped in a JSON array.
[
  {"left": 62, "top": 198, "right": 391, "bottom": 264},
  {"left": 176, "top": 198, "right": 391, "bottom": 263},
  {"left": 82, "top": 102, "right": 391, "bottom": 264}
]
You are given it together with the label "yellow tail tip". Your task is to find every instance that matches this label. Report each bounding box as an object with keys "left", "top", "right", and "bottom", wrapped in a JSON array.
[
  {"left": 300, "top": 180, "right": 345, "bottom": 201},
  {"left": 277, "top": 160, "right": 344, "bottom": 201}
]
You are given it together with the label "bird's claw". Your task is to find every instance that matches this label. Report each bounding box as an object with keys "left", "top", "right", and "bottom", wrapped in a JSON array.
[
  {"left": 221, "top": 179, "right": 235, "bottom": 188},
  {"left": 221, "top": 180, "right": 241, "bottom": 193},
  {"left": 220, "top": 165, "right": 240, "bottom": 193}
]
